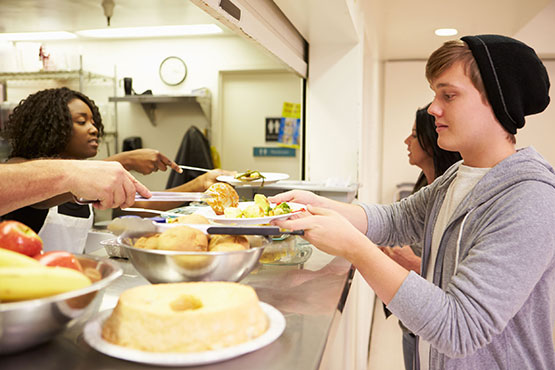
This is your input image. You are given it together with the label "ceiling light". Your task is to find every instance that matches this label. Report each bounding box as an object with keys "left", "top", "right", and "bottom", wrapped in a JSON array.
[
  {"left": 76, "top": 24, "right": 223, "bottom": 39},
  {"left": 434, "top": 28, "right": 458, "bottom": 37},
  {"left": 0, "top": 31, "right": 77, "bottom": 41}
]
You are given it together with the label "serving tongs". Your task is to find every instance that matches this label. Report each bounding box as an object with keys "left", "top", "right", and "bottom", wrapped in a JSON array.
[
  {"left": 107, "top": 217, "right": 304, "bottom": 237},
  {"left": 74, "top": 191, "right": 211, "bottom": 205}
]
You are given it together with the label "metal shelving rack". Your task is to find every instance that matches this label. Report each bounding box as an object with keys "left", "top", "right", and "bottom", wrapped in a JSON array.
[
  {"left": 108, "top": 87, "right": 211, "bottom": 127},
  {"left": 0, "top": 57, "right": 116, "bottom": 156},
  {"left": 0, "top": 56, "right": 114, "bottom": 98}
]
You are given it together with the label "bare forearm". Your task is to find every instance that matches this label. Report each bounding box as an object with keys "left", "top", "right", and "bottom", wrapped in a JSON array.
[
  {"left": 104, "top": 152, "right": 131, "bottom": 170},
  {"left": 166, "top": 175, "right": 206, "bottom": 193},
  {"left": 0, "top": 161, "right": 74, "bottom": 215}
]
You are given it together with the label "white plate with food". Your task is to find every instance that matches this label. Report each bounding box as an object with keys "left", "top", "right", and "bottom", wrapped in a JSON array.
[
  {"left": 195, "top": 201, "right": 306, "bottom": 225},
  {"left": 217, "top": 171, "right": 289, "bottom": 186},
  {"left": 83, "top": 302, "right": 285, "bottom": 366}
]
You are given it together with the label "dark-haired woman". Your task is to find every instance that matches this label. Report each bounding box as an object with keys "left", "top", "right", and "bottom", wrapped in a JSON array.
[
  {"left": 1, "top": 87, "right": 225, "bottom": 252},
  {"left": 380, "top": 103, "right": 461, "bottom": 370}
]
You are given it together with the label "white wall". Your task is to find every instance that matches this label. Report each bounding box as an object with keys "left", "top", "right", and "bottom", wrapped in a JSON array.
[
  {"left": 381, "top": 59, "right": 555, "bottom": 204},
  {"left": 306, "top": 42, "right": 363, "bottom": 185},
  {"left": 219, "top": 70, "right": 302, "bottom": 179},
  {"left": 300, "top": 2, "right": 382, "bottom": 370},
  {"left": 381, "top": 60, "right": 432, "bottom": 203},
  {"left": 2, "top": 35, "right": 289, "bottom": 190}
]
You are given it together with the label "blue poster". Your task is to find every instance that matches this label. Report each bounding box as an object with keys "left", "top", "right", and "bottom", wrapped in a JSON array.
[{"left": 277, "top": 117, "right": 300, "bottom": 148}]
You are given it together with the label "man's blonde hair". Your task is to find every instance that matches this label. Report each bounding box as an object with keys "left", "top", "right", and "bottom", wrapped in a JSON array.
[{"left": 426, "top": 40, "right": 515, "bottom": 144}]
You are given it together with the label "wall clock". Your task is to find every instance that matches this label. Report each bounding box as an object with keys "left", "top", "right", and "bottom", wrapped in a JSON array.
[{"left": 159, "top": 56, "right": 187, "bottom": 86}]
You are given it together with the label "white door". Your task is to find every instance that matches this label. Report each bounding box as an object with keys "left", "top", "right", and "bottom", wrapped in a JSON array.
[{"left": 219, "top": 70, "right": 303, "bottom": 179}]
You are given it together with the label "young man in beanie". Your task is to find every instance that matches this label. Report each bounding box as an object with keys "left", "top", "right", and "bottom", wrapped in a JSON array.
[{"left": 272, "top": 34, "right": 554, "bottom": 370}]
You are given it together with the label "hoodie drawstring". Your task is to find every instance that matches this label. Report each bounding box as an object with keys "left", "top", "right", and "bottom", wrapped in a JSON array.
[{"left": 454, "top": 208, "right": 475, "bottom": 272}]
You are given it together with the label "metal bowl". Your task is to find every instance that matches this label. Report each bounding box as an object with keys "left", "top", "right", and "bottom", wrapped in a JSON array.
[
  {"left": 0, "top": 255, "right": 122, "bottom": 355},
  {"left": 260, "top": 235, "right": 313, "bottom": 265},
  {"left": 100, "top": 238, "right": 127, "bottom": 259},
  {"left": 117, "top": 232, "right": 270, "bottom": 284}
]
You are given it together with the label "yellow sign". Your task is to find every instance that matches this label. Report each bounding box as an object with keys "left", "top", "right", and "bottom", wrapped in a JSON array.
[{"left": 281, "top": 102, "right": 301, "bottom": 119}]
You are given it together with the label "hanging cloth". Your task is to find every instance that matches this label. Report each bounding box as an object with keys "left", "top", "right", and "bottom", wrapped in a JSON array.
[{"left": 166, "top": 126, "right": 214, "bottom": 189}]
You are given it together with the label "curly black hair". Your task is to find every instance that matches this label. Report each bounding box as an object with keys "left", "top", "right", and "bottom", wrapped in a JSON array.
[{"left": 5, "top": 87, "right": 104, "bottom": 159}]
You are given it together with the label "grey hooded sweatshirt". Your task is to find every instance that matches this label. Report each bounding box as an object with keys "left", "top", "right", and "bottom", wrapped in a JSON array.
[{"left": 362, "top": 147, "right": 555, "bottom": 370}]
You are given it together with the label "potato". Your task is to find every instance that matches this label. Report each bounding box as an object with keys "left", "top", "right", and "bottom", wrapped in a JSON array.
[
  {"left": 242, "top": 204, "right": 264, "bottom": 218},
  {"left": 224, "top": 207, "right": 243, "bottom": 218},
  {"left": 158, "top": 226, "right": 208, "bottom": 252}
]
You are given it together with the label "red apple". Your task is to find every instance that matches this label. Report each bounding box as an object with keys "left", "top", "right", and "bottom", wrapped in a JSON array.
[
  {"left": 34, "top": 251, "right": 83, "bottom": 272},
  {"left": 0, "top": 220, "right": 43, "bottom": 257}
]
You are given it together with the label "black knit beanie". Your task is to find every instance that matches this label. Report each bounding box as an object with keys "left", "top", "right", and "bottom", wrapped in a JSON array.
[{"left": 461, "top": 34, "right": 550, "bottom": 134}]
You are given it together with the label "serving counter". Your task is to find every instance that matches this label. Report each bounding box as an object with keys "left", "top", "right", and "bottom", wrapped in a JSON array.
[{"left": 1, "top": 241, "right": 354, "bottom": 370}]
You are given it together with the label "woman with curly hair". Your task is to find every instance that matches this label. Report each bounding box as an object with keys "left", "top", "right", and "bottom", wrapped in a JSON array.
[{"left": 2, "top": 87, "right": 226, "bottom": 252}]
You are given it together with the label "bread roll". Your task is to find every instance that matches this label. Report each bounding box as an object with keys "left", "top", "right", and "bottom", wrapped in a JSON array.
[
  {"left": 208, "top": 235, "right": 249, "bottom": 251},
  {"left": 158, "top": 226, "right": 208, "bottom": 252},
  {"left": 134, "top": 234, "right": 160, "bottom": 249},
  {"left": 204, "top": 183, "right": 239, "bottom": 215},
  {"left": 176, "top": 214, "right": 210, "bottom": 224},
  {"left": 210, "top": 242, "right": 248, "bottom": 252}
]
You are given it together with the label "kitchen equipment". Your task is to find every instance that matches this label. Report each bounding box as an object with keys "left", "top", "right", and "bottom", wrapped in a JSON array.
[
  {"left": 74, "top": 191, "right": 211, "bottom": 205},
  {"left": 119, "top": 207, "right": 188, "bottom": 218},
  {"left": 194, "top": 201, "right": 306, "bottom": 225},
  {"left": 0, "top": 255, "right": 122, "bottom": 354},
  {"left": 134, "top": 191, "right": 211, "bottom": 202},
  {"left": 115, "top": 229, "right": 270, "bottom": 283},
  {"left": 260, "top": 236, "right": 312, "bottom": 265},
  {"left": 100, "top": 238, "right": 128, "bottom": 258},
  {"left": 217, "top": 172, "right": 289, "bottom": 187},
  {"left": 107, "top": 216, "right": 304, "bottom": 237},
  {"left": 177, "top": 165, "right": 212, "bottom": 172}
]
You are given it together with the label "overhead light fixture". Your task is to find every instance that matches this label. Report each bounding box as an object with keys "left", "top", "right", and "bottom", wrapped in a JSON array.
[
  {"left": 76, "top": 24, "right": 223, "bottom": 39},
  {"left": 434, "top": 28, "right": 458, "bottom": 37},
  {"left": 102, "top": 0, "right": 115, "bottom": 27},
  {"left": 0, "top": 31, "right": 77, "bottom": 41}
]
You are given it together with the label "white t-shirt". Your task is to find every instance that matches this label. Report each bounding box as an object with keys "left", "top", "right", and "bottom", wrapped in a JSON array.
[{"left": 419, "top": 164, "right": 490, "bottom": 370}]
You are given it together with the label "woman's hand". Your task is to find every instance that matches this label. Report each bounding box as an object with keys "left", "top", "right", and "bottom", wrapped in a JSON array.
[
  {"left": 108, "top": 149, "right": 181, "bottom": 175},
  {"left": 164, "top": 169, "right": 236, "bottom": 194},
  {"left": 378, "top": 245, "right": 421, "bottom": 274},
  {"left": 197, "top": 169, "right": 236, "bottom": 190}
]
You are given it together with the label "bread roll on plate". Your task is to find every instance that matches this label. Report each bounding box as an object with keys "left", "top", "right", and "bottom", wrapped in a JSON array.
[{"left": 204, "top": 183, "right": 239, "bottom": 215}]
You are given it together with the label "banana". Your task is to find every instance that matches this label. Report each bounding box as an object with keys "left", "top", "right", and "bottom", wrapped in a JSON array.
[
  {"left": 0, "top": 266, "right": 92, "bottom": 302},
  {"left": 0, "top": 247, "right": 40, "bottom": 267}
]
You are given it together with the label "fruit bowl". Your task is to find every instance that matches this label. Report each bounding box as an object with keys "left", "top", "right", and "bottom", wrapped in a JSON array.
[{"left": 0, "top": 255, "right": 122, "bottom": 354}]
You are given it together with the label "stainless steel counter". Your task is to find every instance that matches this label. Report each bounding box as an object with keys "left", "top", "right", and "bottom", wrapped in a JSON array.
[{"left": 1, "top": 241, "right": 353, "bottom": 370}]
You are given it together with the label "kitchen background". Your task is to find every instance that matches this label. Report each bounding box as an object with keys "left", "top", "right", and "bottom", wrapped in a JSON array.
[{"left": 1, "top": 1, "right": 554, "bottom": 369}]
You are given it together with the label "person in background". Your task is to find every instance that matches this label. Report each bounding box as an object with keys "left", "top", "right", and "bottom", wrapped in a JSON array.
[
  {"left": 380, "top": 103, "right": 461, "bottom": 370},
  {"left": 271, "top": 35, "right": 554, "bottom": 369},
  {"left": 0, "top": 159, "right": 151, "bottom": 216},
  {"left": 1, "top": 87, "right": 226, "bottom": 252}
]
